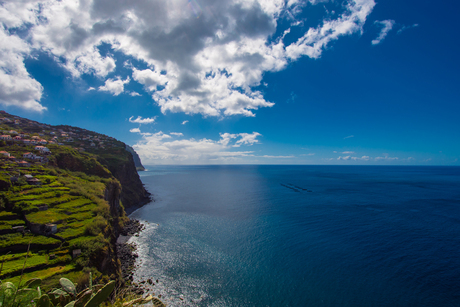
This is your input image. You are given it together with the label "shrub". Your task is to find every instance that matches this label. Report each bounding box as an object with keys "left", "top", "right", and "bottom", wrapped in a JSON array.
[{"left": 84, "top": 216, "right": 107, "bottom": 236}]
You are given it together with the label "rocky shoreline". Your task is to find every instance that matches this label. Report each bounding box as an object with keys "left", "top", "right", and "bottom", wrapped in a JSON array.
[{"left": 116, "top": 218, "right": 146, "bottom": 295}]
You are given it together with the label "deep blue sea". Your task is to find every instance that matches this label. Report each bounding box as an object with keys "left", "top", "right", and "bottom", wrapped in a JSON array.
[{"left": 129, "top": 165, "right": 460, "bottom": 307}]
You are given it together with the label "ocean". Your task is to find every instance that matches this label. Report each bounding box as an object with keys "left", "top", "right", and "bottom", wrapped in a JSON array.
[{"left": 129, "top": 165, "right": 460, "bottom": 306}]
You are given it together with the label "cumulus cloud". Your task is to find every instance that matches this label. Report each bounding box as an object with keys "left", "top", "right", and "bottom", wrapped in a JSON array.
[
  {"left": 182, "top": 120, "right": 189, "bottom": 125},
  {"left": 129, "top": 91, "right": 141, "bottom": 97},
  {"left": 219, "top": 132, "right": 261, "bottom": 147},
  {"left": 129, "top": 128, "right": 141, "bottom": 133},
  {"left": 129, "top": 116, "right": 156, "bottom": 124},
  {"left": 0, "top": 26, "right": 46, "bottom": 112},
  {"left": 99, "top": 77, "right": 130, "bottom": 96},
  {"left": 132, "top": 130, "right": 262, "bottom": 164},
  {"left": 372, "top": 20, "right": 395, "bottom": 45},
  {"left": 0, "top": 0, "right": 376, "bottom": 114}
]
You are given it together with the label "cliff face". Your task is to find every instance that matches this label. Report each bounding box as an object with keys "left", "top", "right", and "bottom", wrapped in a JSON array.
[
  {"left": 102, "top": 151, "right": 151, "bottom": 215},
  {"left": 125, "top": 145, "right": 145, "bottom": 171}
]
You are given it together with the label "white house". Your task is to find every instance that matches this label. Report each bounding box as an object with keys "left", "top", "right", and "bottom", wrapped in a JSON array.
[
  {"left": 23, "top": 152, "right": 35, "bottom": 159},
  {"left": 35, "top": 146, "right": 50, "bottom": 153}
]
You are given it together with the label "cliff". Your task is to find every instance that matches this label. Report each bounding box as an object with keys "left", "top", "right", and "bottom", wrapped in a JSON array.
[
  {"left": 125, "top": 145, "right": 146, "bottom": 171},
  {"left": 96, "top": 148, "right": 151, "bottom": 215},
  {"left": 0, "top": 111, "right": 151, "bottom": 287}
]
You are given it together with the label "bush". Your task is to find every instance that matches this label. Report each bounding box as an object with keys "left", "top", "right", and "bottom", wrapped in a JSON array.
[{"left": 84, "top": 216, "right": 107, "bottom": 236}]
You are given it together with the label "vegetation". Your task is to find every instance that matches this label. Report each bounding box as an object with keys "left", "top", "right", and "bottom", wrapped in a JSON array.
[
  {"left": 0, "top": 111, "right": 144, "bottom": 297},
  {"left": 0, "top": 273, "right": 165, "bottom": 306}
]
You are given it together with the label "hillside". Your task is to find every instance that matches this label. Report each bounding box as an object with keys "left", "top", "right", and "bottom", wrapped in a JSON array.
[{"left": 0, "top": 111, "right": 150, "bottom": 290}]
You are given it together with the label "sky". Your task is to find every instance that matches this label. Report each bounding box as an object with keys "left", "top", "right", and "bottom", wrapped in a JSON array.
[{"left": 1, "top": 0, "right": 459, "bottom": 165}]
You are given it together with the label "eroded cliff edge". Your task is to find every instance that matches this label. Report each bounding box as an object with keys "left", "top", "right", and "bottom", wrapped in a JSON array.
[{"left": 98, "top": 148, "right": 151, "bottom": 215}]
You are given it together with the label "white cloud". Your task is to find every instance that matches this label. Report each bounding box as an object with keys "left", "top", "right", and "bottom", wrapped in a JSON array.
[
  {"left": 372, "top": 20, "right": 395, "bottom": 45},
  {"left": 218, "top": 132, "right": 261, "bottom": 147},
  {"left": 181, "top": 120, "right": 189, "bottom": 125},
  {"left": 0, "top": 27, "right": 46, "bottom": 112},
  {"left": 0, "top": 0, "right": 376, "bottom": 114},
  {"left": 170, "top": 132, "right": 183, "bottom": 136},
  {"left": 87, "top": 87, "right": 96, "bottom": 91},
  {"left": 129, "top": 116, "right": 156, "bottom": 124},
  {"left": 286, "top": 0, "right": 375, "bottom": 59},
  {"left": 133, "top": 130, "right": 262, "bottom": 164},
  {"left": 338, "top": 155, "right": 369, "bottom": 161},
  {"left": 397, "top": 23, "right": 419, "bottom": 34},
  {"left": 235, "top": 132, "right": 262, "bottom": 146},
  {"left": 344, "top": 135, "right": 354, "bottom": 139},
  {"left": 129, "top": 128, "right": 141, "bottom": 133},
  {"left": 129, "top": 91, "right": 141, "bottom": 97},
  {"left": 99, "top": 77, "right": 130, "bottom": 96},
  {"left": 375, "top": 155, "right": 398, "bottom": 161},
  {"left": 341, "top": 151, "right": 355, "bottom": 154}
]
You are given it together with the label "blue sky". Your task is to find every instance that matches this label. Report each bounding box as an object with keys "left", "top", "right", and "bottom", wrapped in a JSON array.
[{"left": 1, "top": 0, "right": 459, "bottom": 165}]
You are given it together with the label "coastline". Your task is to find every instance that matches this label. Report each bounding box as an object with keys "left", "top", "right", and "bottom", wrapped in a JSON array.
[{"left": 116, "top": 178, "right": 153, "bottom": 292}]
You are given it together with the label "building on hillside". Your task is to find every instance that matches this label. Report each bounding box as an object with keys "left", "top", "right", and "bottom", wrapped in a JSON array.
[
  {"left": 0, "top": 151, "right": 10, "bottom": 157},
  {"left": 23, "top": 152, "right": 34, "bottom": 159},
  {"left": 35, "top": 146, "right": 50, "bottom": 153},
  {"left": 26, "top": 177, "right": 41, "bottom": 185},
  {"left": 17, "top": 161, "right": 30, "bottom": 167},
  {"left": 0, "top": 135, "right": 12, "bottom": 140},
  {"left": 13, "top": 136, "right": 22, "bottom": 141}
]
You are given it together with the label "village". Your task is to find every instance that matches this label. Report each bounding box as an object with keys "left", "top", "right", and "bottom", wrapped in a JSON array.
[{"left": 0, "top": 111, "right": 126, "bottom": 186}]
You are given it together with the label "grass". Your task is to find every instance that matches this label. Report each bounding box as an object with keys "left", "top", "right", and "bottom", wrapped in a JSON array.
[
  {"left": 10, "top": 191, "right": 61, "bottom": 201},
  {"left": 26, "top": 209, "right": 68, "bottom": 224},
  {"left": 4, "top": 264, "right": 75, "bottom": 287},
  {"left": 0, "top": 233, "right": 61, "bottom": 249},
  {"left": 67, "top": 236, "right": 94, "bottom": 247},
  {"left": 54, "top": 197, "right": 93, "bottom": 210},
  {"left": 0, "top": 219, "right": 25, "bottom": 230},
  {"left": 0, "top": 253, "right": 48, "bottom": 276},
  {"left": 58, "top": 225, "right": 89, "bottom": 239}
]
